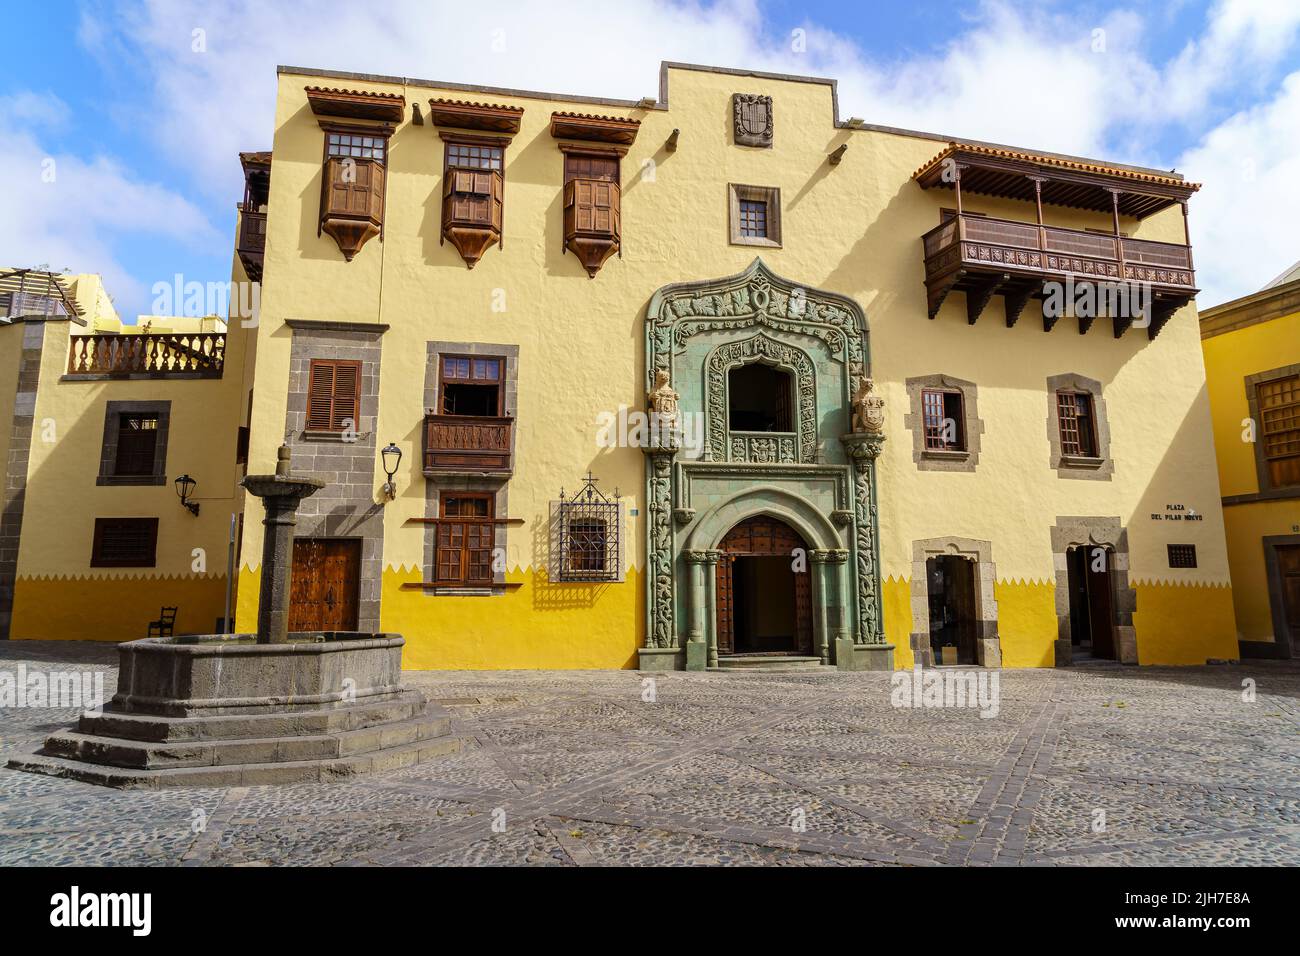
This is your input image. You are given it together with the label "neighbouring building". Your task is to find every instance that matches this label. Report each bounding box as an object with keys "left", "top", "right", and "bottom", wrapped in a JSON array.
[
  {"left": 0, "top": 267, "right": 255, "bottom": 642},
  {"left": 1200, "top": 265, "right": 1300, "bottom": 659},
  {"left": 2, "top": 62, "right": 1240, "bottom": 670},
  {"left": 218, "top": 60, "right": 1236, "bottom": 671}
]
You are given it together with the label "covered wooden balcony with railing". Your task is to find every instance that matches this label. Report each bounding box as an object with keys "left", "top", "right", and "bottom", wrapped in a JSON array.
[
  {"left": 915, "top": 143, "right": 1199, "bottom": 339},
  {"left": 236, "top": 151, "right": 270, "bottom": 281}
]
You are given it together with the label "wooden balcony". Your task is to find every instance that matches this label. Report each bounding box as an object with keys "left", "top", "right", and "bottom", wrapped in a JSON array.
[
  {"left": 236, "top": 209, "right": 266, "bottom": 281},
  {"left": 67, "top": 333, "right": 226, "bottom": 378},
  {"left": 922, "top": 213, "right": 1197, "bottom": 338},
  {"left": 423, "top": 414, "right": 513, "bottom": 476}
]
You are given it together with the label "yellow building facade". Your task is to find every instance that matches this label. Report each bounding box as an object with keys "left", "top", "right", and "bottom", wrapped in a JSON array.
[
  {"left": 1200, "top": 272, "right": 1300, "bottom": 659},
  {"left": 0, "top": 267, "right": 255, "bottom": 643},
  {"left": 2, "top": 62, "right": 1240, "bottom": 671}
]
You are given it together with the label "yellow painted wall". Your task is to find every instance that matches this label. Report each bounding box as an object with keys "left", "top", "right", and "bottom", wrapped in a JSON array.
[
  {"left": 8, "top": 266, "right": 255, "bottom": 642},
  {"left": 1132, "top": 581, "right": 1238, "bottom": 664},
  {"left": 231, "top": 63, "right": 1232, "bottom": 668},
  {"left": 1201, "top": 305, "right": 1300, "bottom": 644}
]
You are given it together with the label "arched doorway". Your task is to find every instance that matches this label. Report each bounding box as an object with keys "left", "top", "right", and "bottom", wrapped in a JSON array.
[{"left": 715, "top": 515, "right": 813, "bottom": 656}]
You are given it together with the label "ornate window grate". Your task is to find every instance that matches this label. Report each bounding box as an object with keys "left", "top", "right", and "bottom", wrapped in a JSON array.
[
  {"left": 556, "top": 473, "right": 621, "bottom": 582},
  {"left": 1167, "top": 544, "right": 1197, "bottom": 569}
]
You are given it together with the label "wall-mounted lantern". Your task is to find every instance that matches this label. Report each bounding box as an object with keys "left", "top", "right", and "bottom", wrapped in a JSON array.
[
  {"left": 380, "top": 442, "right": 402, "bottom": 501},
  {"left": 174, "top": 474, "right": 200, "bottom": 516}
]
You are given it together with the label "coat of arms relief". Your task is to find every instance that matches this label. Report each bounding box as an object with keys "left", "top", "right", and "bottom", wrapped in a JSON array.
[{"left": 732, "top": 94, "right": 773, "bottom": 148}]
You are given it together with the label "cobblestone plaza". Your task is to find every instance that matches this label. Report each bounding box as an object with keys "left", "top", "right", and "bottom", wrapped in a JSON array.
[{"left": 1, "top": 642, "right": 1296, "bottom": 867}]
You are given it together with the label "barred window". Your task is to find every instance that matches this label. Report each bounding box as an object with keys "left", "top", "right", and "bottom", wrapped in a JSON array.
[
  {"left": 91, "top": 518, "right": 158, "bottom": 568},
  {"left": 446, "top": 143, "right": 503, "bottom": 171},
  {"left": 555, "top": 474, "right": 620, "bottom": 583},
  {"left": 114, "top": 414, "right": 159, "bottom": 476},
  {"left": 1167, "top": 544, "right": 1197, "bottom": 569},
  {"left": 1056, "top": 391, "right": 1098, "bottom": 458},
  {"left": 326, "top": 133, "right": 385, "bottom": 162},
  {"left": 739, "top": 200, "right": 768, "bottom": 239}
]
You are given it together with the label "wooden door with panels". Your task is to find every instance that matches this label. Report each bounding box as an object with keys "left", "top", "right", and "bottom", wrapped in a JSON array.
[{"left": 289, "top": 538, "right": 361, "bottom": 632}]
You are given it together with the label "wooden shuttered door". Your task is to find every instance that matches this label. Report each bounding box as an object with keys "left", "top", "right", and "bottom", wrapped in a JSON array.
[
  {"left": 563, "top": 154, "right": 620, "bottom": 239},
  {"left": 306, "top": 359, "right": 362, "bottom": 431},
  {"left": 324, "top": 157, "right": 385, "bottom": 223},
  {"left": 444, "top": 170, "right": 503, "bottom": 230}
]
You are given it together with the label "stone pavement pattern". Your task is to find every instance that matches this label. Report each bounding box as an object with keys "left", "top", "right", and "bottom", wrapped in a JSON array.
[{"left": 0, "top": 642, "right": 1297, "bottom": 866}]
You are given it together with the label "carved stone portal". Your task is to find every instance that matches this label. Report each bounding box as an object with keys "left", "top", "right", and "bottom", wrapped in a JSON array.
[{"left": 732, "top": 94, "right": 773, "bottom": 148}]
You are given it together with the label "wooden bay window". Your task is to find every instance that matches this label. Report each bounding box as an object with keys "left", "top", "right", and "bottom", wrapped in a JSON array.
[
  {"left": 562, "top": 148, "right": 622, "bottom": 277},
  {"left": 425, "top": 355, "right": 512, "bottom": 474},
  {"left": 440, "top": 136, "right": 506, "bottom": 268},
  {"left": 318, "top": 128, "right": 388, "bottom": 261}
]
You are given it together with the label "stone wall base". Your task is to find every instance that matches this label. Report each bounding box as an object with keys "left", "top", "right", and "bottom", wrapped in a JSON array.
[
  {"left": 638, "top": 647, "right": 685, "bottom": 671},
  {"left": 836, "top": 639, "right": 895, "bottom": 671}
]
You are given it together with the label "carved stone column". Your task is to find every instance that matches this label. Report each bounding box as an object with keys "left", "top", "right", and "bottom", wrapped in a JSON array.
[
  {"left": 639, "top": 436, "right": 682, "bottom": 670},
  {"left": 683, "top": 550, "right": 711, "bottom": 671},
  {"left": 839, "top": 432, "right": 894, "bottom": 671},
  {"left": 702, "top": 550, "right": 723, "bottom": 668},
  {"left": 809, "top": 550, "right": 835, "bottom": 665}
]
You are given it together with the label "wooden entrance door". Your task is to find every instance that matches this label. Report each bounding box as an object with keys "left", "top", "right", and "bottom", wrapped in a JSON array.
[
  {"left": 1086, "top": 550, "right": 1116, "bottom": 659},
  {"left": 714, "top": 515, "right": 813, "bottom": 655},
  {"left": 289, "top": 538, "right": 361, "bottom": 632},
  {"left": 1277, "top": 545, "right": 1300, "bottom": 656}
]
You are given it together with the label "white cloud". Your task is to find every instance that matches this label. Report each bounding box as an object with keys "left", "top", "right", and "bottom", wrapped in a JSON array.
[
  {"left": 0, "top": 92, "right": 220, "bottom": 313},
  {"left": 1179, "top": 70, "right": 1300, "bottom": 304}
]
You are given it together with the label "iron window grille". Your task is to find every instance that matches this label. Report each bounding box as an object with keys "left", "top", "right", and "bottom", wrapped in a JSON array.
[
  {"left": 1167, "top": 544, "right": 1197, "bottom": 568},
  {"left": 556, "top": 473, "right": 621, "bottom": 582}
]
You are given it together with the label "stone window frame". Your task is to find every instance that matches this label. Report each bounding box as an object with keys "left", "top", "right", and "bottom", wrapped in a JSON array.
[
  {"left": 283, "top": 321, "right": 387, "bottom": 631},
  {"left": 1050, "top": 516, "right": 1137, "bottom": 666},
  {"left": 727, "top": 183, "right": 782, "bottom": 248},
  {"left": 96, "top": 400, "right": 171, "bottom": 486},
  {"left": 1245, "top": 362, "right": 1300, "bottom": 499},
  {"left": 903, "top": 374, "right": 984, "bottom": 472},
  {"left": 908, "top": 537, "right": 1001, "bottom": 668},
  {"left": 1046, "top": 372, "right": 1113, "bottom": 480},
  {"left": 422, "top": 340, "right": 520, "bottom": 596}
]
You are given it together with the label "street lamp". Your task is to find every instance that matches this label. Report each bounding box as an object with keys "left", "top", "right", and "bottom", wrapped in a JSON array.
[
  {"left": 174, "top": 474, "right": 200, "bottom": 516},
  {"left": 380, "top": 443, "right": 402, "bottom": 501}
]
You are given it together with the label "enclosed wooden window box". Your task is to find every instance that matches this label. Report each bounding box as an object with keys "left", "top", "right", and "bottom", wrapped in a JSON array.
[
  {"left": 320, "top": 155, "right": 386, "bottom": 261},
  {"left": 563, "top": 178, "right": 621, "bottom": 277},
  {"left": 441, "top": 169, "right": 503, "bottom": 268},
  {"left": 423, "top": 413, "right": 513, "bottom": 475}
]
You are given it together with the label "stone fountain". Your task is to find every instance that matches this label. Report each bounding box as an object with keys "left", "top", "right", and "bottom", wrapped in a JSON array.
[{"left": 8, "top": 446, "right": 464, "bottom": 789}]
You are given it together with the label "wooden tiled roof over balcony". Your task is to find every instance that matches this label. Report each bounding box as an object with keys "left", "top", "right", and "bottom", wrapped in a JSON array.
[{"left": 915, "top": 143, "right": 1200, "bottom": 339}]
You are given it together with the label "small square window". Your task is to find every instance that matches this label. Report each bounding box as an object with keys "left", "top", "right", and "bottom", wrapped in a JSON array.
[
  {"left": 91, "top": 517, "right": 158, "bottom": 568},
  {"left": 729, "top": 184, "right": 781, "bottom": 247},
  {"left": 1167, "top": 544, "right": 1197, "bottom": 568}
]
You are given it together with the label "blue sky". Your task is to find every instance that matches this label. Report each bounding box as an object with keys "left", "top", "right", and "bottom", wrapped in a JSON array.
[{"left": 3, "top": 0, "right": 1298, "bottom": 317}]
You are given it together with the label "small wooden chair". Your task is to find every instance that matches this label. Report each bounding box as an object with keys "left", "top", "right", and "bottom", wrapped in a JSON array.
[{"left": 148, "top": 606, "right": 178, "bottom": 638}]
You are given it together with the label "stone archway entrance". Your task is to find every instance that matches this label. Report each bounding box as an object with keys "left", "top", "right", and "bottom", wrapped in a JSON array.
[{"left": 716, "top": 516, "right": 813, "bottom": 656}]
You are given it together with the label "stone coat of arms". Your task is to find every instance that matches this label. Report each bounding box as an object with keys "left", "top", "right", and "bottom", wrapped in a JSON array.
[{"left": 733, "top": 94, "right": 773, "bottom": 148}]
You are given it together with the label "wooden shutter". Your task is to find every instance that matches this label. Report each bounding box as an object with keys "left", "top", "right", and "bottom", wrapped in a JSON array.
[
  {"left": 566, "top": 179, "right": 619, "bottom": 238},
  {"left": 306, "top": 359, "right": 361, "bottom": 431}
]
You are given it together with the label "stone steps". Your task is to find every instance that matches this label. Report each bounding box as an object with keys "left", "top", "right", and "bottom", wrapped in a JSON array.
[
  {"left": 77, "top": 689, "right": 429, "bottom": 743},
  {"left": 8, "top": 733, "right": 468, "bottom": 790},
  {"left": 714, "top": 655, "right": 825, "bottom": 672},
  {"left": 40, "top": 709, "right": 451, "bottom": 770}
]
